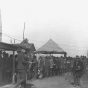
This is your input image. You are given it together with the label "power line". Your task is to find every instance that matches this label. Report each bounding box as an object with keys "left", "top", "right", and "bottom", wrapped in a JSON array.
[
  {"left": 2, "top": 33, "right": 87, "bottom": 53},
  {"left": 28, "top": 39, "right": 46, "bottom": 43},
  {"left": 2, "top": 34, "right": 22, "bottom": 39},
  {"left": 35, "top": 44, "right": 87, "bottom": 52},
  {"left": 2, "top": 33, "right": 87, "bottom": 55},
  {"left": 2, "top": 33, "right": 88, "bottom": 50},
  {"left": 35, "top": 41, "right": 86, "bottom": 49},
  {"left": 28, "top": 38, "right": 87, "bottom": 49},
  {"left": 2, "top": 33, "right": 22, "bottom": 42}
]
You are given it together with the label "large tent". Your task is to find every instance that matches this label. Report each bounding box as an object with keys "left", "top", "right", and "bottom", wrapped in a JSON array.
[{"left": 34, "top": 39, "right": 67, "bottom": 57}]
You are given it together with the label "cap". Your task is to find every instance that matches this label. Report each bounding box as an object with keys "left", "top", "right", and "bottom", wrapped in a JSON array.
[{"left": 76, "top": 55, "right": 80, "bottom": 59}]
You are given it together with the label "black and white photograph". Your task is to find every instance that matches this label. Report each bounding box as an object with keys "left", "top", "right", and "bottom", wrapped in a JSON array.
[{"left": 0, "top": 0, "right": 88, "bottom": 88}]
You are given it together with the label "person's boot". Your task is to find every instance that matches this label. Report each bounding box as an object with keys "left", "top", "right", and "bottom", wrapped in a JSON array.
[
  {"left": 73, "top": 77, "right": 77, "bottom": 87},
  {"left": 77, "top": 78, "right": 81, "bottom": 86},
  {"left": 21, "top": 80, "right": 26, "bottom": 88}
]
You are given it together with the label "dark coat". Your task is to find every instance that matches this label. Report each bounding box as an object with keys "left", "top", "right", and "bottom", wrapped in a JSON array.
[
  {"left": 45, "top": 59, "right": 50, "bottom": 67},
  {"left": 72, "top": 59, "right": 84, "bottom": 77},
  {"left": 72, "top": 60, "right": 84, "bottom": 71},
  {"left": 17, "top": 52, "right": 29, "bottom": 70},
  {"left": 39, "top": 58, "right": 44, "bottom": 70},
  {"left": 55, "top": 59, "right": 60, "bottom": 68}
]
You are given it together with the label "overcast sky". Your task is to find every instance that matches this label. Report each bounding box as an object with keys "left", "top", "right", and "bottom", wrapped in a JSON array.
[{"left": 0, "top": 0, "right": 88, "bottom": 57}]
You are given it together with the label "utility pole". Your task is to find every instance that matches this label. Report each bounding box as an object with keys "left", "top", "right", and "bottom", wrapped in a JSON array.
[
  {"left": 0, "top": 9, "right": 2, "bottom": 42},
  {"left": 23, "top": 22, "right": 25, "bottom": 40}
]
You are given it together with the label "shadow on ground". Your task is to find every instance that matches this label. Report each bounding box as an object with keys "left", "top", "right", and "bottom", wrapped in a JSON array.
[
  {"left": 26, "top": 83, "right": 36, "bottom": 88},
  {"left": 0, "top": 81, "right": 11, "bottom": 87}
]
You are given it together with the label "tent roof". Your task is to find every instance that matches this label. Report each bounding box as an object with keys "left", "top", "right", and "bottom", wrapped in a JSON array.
[{"left": 34, "top": 39, "right": 66, "bottom": 54}]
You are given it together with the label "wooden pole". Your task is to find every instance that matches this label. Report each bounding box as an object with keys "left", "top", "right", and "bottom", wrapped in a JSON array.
[
  {"left": 12, "top": 51, "right": 15, "bottom": 83},
  {"left": 23, "top": 22, "right": 25, "bottom": 40}
]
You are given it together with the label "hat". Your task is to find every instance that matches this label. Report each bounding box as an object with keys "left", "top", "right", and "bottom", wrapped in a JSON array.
[
  {"left": 76, "top": 55, "right": 79, "bottom": 59},
  {"left": 21, "top": 49, "right": 25, "bottom": 53}
]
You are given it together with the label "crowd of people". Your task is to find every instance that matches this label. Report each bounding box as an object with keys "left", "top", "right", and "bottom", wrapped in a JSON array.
[
  {"left": 26, "top": 55, "right": 87, "bottom": 80},
  {"left": 0, "top": 51, "right": 13, "bottom": 83},
  {"left": 0, "top": 49, "right": 88, "bottom": 87},
  {"left": 16, "top": 49, "right": 88, "bottom": 88}
]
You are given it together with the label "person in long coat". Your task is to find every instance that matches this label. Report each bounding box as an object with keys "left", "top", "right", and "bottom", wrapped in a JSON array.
[
  {"left": 33, "top": 55, "right": 38, "bottom": 79},
  {"left": 49, "top": 57, "right": 54, "bottom": 76},
  {"left": 59, "top": 56, "right": 64, "bottom": 74},
  {"left": 44, "top": 57, "right": 50, "bottom": 77},
  {"left": 2, "top": 52, "right": 7, "bottom": 82},
  {"left": 72, "top": 56, "right": 84, "bottom": 87},
  {"left": 17, "top": 49, "right": 29, "bottom": 88},
  {"left": 55, "top": 57, "right": 61, "bottom": 75},
  {"left": 6, "top": 53, "right": 12, "bottom": 83},
  {"left": 29, "top": 55, "right": 38, "bottom": 80},
  {"left": 38, "top": 56, "right": 45, "bottom": 78}
]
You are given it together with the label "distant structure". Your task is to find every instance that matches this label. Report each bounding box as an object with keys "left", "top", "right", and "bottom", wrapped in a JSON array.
[{"left": 0, "top": 10, "right": 2, "bottom": 42}]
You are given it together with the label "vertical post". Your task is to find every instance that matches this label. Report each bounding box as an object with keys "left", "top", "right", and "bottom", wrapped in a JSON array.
[
  {"left": 36, "top": 53, "right": 38, "bottom": 61},
  {"left": 0, "top": 9, "right": 2, "bottom": 42},
  {"left": 14, "top": 39, "right": 15, "bottom": 44},
  {"left": 23, "top": 22, "right": 25, "bottom": 40},
  {"left": 64, "top": 53, "right": 67, "bottom": 58},
  {"left": 12, "top": 51, "right": 15, "bottom": 83}
]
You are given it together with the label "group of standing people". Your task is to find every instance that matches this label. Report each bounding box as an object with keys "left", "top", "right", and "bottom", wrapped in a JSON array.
[
  {"left": 0, "top": 49, "right": 87, "bottom": 88},
  {"left": 16, "top": 49, "right": 70, "bottom": 88},
  {"left": 0, "top": 51, "right": 13, "bottom": 83},
  {"left": 38, "top": 56, "right": 64, "bottom": 78}
]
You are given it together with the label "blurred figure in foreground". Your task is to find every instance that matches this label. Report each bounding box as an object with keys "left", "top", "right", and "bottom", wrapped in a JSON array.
[{"left": 17, "top": 49, "right": 29, "bottom": 88}]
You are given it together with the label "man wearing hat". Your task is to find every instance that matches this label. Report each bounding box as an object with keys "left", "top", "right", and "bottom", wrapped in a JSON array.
[
  {"left": 72, "top": 55, "right": 84, "bottom": 87},
  {"left": 17, "top": 48, "right": 29, "bottom": 88}
]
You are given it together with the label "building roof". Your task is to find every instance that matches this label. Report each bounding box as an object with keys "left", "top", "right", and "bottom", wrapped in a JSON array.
[
  {"left": 34, "top": 39, "right": 66, "bottom": 54},
  {"left": 0, "top": 42, "right": 17, "bottom": 51},
  {"left": 13, "top": 39, "right": 36, "bottom": 52}
]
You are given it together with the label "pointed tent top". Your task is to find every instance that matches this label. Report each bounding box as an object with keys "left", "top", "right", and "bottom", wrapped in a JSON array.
[{"left": 34, "top": 39, "right": 66, "bottom": 54}]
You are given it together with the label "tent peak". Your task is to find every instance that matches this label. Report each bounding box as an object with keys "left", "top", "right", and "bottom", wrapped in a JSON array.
[{"left": 35, "top": 39, "right": 66, "bottom": 54}]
